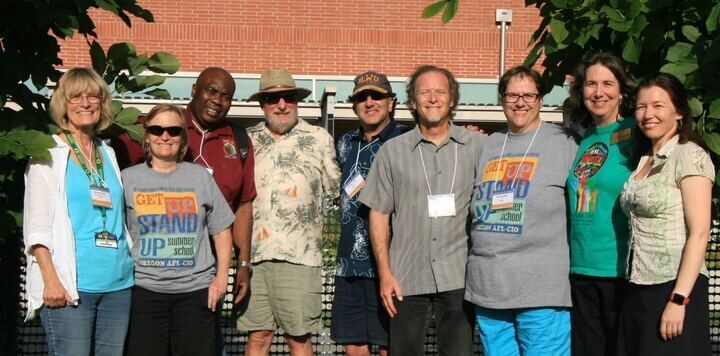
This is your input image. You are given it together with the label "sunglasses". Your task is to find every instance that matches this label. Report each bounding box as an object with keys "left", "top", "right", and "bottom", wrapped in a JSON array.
[
  {"left": 352, "top": 91, "right": 391, "bottom": 103},
  {"left": 146, "top": 125, "right": 183, "bottom": 137},
  {"left": 262, "top": 93, "right": 300, "bottom": 105}
]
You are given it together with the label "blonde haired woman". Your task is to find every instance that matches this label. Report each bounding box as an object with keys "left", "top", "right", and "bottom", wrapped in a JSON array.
[{"left": 23, "top": 67, "right": 134, "bottom": 355}]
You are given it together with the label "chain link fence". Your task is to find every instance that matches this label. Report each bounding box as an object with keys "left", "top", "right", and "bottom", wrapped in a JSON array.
[{"left": 10, "top": 198, "right": 720, "bottom": 355}]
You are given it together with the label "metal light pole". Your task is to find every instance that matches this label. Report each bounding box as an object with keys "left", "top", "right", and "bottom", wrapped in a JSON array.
[{"left": 496, "top": 9, "right": 513, "bottom": 78}]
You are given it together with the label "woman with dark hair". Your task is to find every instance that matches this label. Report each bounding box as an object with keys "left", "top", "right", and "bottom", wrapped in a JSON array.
[
  {"left": 617, "top": 73, "right": 712, "bottom": 355},
  {"left": 23, "top": 68, "right": 134, "bottom": 355},
  {"left": 123, "top": 104, "right": 235, "bottom": 355},
  {"left": 565, "top": 53, "right": 639, "bottom": 356},
  {"left": 467, "top": 66, "right": 577, "bottom": 355}
]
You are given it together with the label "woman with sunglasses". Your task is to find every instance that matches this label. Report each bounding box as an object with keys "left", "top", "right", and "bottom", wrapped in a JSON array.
[
  {"left": 122, "top": 104, "right": 235, "bottom": 356},
  {"left": 23, "top": 68, "right": 134, "bottom": 355},
  {"left": 617, "top": 73, "right": 712, "bottom": 355}
]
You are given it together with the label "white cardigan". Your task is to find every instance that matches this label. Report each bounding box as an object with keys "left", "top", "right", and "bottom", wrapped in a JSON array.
[{"left": 23, "top": 135, "right": 131, "bottom": 321}]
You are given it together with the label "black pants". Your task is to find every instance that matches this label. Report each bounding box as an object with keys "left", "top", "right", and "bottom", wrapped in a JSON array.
[
  {"left": 126, "top": 286, "right": 216, "bottom": 356},
  {"left": 389, "top": 288, "right": 474, "bottom": 356},
  {"left": 569, "top": 274, "right": 624, "bottom": 356},
  {"left": 617, "top": 276, "right": 710, "bottom": 356}
]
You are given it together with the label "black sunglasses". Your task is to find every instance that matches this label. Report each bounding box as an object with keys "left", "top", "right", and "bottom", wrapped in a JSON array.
[
  {"left": 262, "top": 93, "right": 300, "bottom": 105},
  {"left": 146, "top": 125, "right": 183, "bottom": 137},
  {"left": 352, "top": 91, "right": 391, "bottom": 103}
]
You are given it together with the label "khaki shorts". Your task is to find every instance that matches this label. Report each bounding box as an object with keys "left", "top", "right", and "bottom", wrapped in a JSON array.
[{"left": 236, "top": 261, "right": 322, "bottom": 336}]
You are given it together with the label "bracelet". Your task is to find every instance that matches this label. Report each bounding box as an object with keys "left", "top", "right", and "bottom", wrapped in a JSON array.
[{"left": 238, "top": 260, "right": 251, "bottom": 268}]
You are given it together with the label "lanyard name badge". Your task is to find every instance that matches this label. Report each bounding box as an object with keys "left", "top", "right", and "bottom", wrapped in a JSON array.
[
  {"left": 490, "top": 122, "right": 541, "bottom": 211},
  {"left": 66, "top": 132, "right": 118, "bottom": 249},
  {"left": 342, "top": 138, "right": 378, "bottom": 198},
  {"left": 419, "top": 142, "right": 458, "bottom": 218}
]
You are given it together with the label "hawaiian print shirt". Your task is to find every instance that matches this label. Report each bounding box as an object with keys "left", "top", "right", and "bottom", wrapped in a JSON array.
[
  {"left": 247, "top": 119, "right": 340, "bottom": 267},
  {"left": 334, "top": 121, "right": 409, "bottom": 278},
  {"left": 620, "top": 135, "right": 714, "bottom": 285}
]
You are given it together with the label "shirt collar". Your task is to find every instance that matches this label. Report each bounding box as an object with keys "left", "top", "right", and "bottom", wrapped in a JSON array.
[
  {"left": 184, "top": 105, "right": 231, "bottom": 134},
  {"left": 248, "top": 117, "right": 313, "bottom": 137},
  {"left": 409, "top": 123, "right": 468, "bottom": 150},
  {"left": 353, "top": 120, "right": 400, "bottom": 143},
  {"left": 654, "top": 134, "right": 680, "bottom": 164}
]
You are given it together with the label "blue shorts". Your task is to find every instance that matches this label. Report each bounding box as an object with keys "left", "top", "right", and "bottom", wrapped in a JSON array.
[
  {"left": 475, "top": 306, "right": 570, "bottom": 356},
  {"left": 330, "top": 276, "right": 389, "bottom": 346}
]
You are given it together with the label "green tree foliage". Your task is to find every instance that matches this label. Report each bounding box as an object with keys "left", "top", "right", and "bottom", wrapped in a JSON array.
[
  {"left": 424, "top": 0, "right": 720, "bottom": 179},
  {"left": 0, "top": 1, "right": 180, "bottom": 242}
]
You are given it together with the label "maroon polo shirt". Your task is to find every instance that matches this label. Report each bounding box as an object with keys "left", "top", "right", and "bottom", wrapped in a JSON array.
[{"left": 111, "top": 105, "right": 256, "bottom": 211}]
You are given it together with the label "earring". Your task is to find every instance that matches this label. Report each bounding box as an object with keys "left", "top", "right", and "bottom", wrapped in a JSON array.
[{"left": 677, "top": 119, "right": 683, "bottom": 129}]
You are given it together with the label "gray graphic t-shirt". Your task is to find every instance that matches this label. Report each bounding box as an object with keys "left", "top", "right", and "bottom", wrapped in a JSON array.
[{"left": 122, "top": 162, "right": 234, "bottom": 293}]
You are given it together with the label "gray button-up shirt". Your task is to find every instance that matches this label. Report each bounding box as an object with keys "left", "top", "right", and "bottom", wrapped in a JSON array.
[{"left": 360, "top": 124, "right": 484, "bottom": 296}]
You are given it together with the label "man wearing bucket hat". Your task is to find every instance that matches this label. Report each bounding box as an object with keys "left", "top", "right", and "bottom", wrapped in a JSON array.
[
  {"left": 331, "top": 71, "right": 408, "bottom": 356},
  {"left": 237, "top": 68, "right": 340, "bottom": 356}
]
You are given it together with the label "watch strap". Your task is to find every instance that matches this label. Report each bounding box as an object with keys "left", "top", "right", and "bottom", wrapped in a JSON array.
[{"left": 669, "top": 292, "right": 690, "bottom": 305}]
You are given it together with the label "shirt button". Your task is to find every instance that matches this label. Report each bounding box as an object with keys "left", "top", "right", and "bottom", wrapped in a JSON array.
[{"left": 432, "top": 259, "right": 436, "bottom": 262}]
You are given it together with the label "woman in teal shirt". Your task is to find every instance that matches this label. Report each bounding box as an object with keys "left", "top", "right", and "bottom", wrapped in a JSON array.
[{"left": 565, "top": 53, "right": 638, "bottom": 356}]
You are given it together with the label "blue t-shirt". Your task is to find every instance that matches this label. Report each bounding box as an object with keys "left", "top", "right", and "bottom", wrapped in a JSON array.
[
  {"left": 66, "top": 145, "right": 134, "bottom": 292},
  {"left": 334, "top": 121, "right": 409, "bottom": 278}
]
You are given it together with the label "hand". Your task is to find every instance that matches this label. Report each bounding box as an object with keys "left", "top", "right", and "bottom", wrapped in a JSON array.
[
  {"left": 233, "top": 267, "right": 250, "bottom": 304},
  {"left": 463, "top": 124, "right": 484, "bottom": 133},
  {"left": 208, "top": 274, "right": 228, "bottom": 312},
  {"left": 378, "top": 272, "right": 403, "bottom": 318},
  {"left": 660, "top": 302, "right": 686, "bottom": 341},
  {"left": 43, "top": 276, "right": 72, "bottom": 308}
]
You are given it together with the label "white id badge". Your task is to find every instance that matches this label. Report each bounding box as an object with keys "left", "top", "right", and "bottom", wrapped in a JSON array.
[
  {"left": 343, "top": 172, "right": 365, "bottom": 198},
  {"left": 95, "top": 231, "right": 118, "bottom": 249},
  {"left": 90, "top": 185, "right": 112, "bottom": 208},
  {"left": 427, "top": 194, "right": 456, "bottom": 217},
  {"left": 491, "top": 190, "right": 514, "bottom": 210}
]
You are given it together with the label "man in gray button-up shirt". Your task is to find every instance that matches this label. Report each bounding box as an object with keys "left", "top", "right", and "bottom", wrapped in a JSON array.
[{"left": 360, "top": 65, "right": 484, "bottom": 355}]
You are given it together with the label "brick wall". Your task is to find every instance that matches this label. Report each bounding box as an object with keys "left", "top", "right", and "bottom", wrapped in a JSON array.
[{"left": 60, "top": 0, "right": 542, "bottom": 79}]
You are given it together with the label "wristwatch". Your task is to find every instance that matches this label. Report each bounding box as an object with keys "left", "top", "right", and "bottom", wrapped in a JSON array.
[
  {"left": 669, "top": 292, "right": 690, "bottom": 305},
  {"left": 238, "top": 260, "right": 251, "bottom": 268}
]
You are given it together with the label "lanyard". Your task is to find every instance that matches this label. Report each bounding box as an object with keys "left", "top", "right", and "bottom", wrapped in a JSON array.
[
  {"left": 191, "top": 119, "right": 213, "bottom": 171},
  {"left": 342, "top": 137, "right": 379, "bottom": 188},
  {"left": 66, "top": 132, "right": 105, "bottom": 186},
  {"left": 66, "top": 131, "right": 109, "bottom": 228},
  {"left": 493, "top": 122, "right": 541, "bottom": 190},
  {"left": 419, "top": 141, "right": 458, "bottom": 195}
]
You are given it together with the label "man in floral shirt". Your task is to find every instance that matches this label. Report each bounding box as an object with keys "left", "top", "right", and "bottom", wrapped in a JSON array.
[{"left": 237, "top": 68, "right": 340, "bottom": 356}]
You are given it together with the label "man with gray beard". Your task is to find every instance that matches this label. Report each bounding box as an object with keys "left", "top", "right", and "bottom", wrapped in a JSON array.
[{"left": 237, "top": 69, "right": 340, "bottom": 356}]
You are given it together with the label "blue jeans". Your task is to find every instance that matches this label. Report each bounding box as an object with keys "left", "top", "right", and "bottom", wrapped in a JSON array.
[
  {"left": 476, "top": 306, "right": 570, "bottom": 356},
  {"left": 40, "top": 288, "right": 131, "bottom": 356}
]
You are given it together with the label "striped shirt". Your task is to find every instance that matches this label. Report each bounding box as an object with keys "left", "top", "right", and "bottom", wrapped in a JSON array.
[{"left": 360, "top": 124, "right": 485, "bottom": 296}]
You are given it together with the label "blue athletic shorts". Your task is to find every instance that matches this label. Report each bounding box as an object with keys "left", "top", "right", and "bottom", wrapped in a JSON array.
[{"left": 475, "top": 306, "right": 570, "bottom": 356}]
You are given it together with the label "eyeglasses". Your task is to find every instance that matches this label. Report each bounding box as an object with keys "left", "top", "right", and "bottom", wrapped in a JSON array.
[
  {"left": 69, "top": 94, "right": 102, "bottom": 104},
  {"left": 262, "top": 93, "right": 300, "bottom": 105},
  {"left": 146, "top": 125, "right": 184, "bottom": 137},
  {"left": 503, "top": 93, "right": 540, "bottom": 103},
  {"left": 352, "top": 91, "right": 391, "bottom": 103}
]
